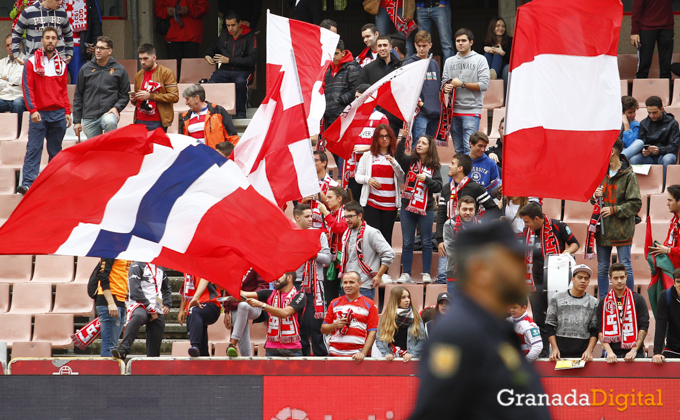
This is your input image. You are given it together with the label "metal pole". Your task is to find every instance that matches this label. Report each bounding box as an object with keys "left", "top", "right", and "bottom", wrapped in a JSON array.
[{"left": 131, "top": 0, "right": 139, "bottom": 58}]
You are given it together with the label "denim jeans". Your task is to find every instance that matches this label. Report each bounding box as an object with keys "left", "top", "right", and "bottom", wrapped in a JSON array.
[
  {"left": 208, "top": 69, "right": 250, "bottom": 115},
  {"left": 360, "top": 287, "right": 375, "bottom": 301},
  {"left": 21, "top": 111, "right": 66, "bottom": 188},
  {"left": 622, "top": 139, "right": 644, "bottom": 160},
  {"left": 401, "top": 209, "right": 435, "bottom": 275},
  {"left": 415, "top": 5, "right": 454, "bottom": 61},
  {"left": 376, "top": 7, "right": 414, "bottom": 56},
  {"left": 97, "top": 305, "right": 125, "bottom": 357},
  {"left": 82, "top": 113, "right": 119, "bottom": 140},
  {"left": 437, "top": 254, "right": 447, "bottom": 283},
  {"left": 596, "top": 244, "right": 634, "bottom": 299},
  {"left": 136, "top": 119, "right": 165, "bottom": 132},
  {"left": 450, "top": 115, "right": 479, "bottom": 155},
  {"left": 446, "top": 280, "right": 457, "bottom": 295},
  {"left": 484, "top": 52, "right": 503, "bottom": 76},
  {"left": 265, "top": 347, "right": 302, "bottom": 357},
  {"left": 67, "top": 45, "right": 84, "bottom": 85},
  {"left": 0, "top": 97, "right": 26, "bottom": 127},
  {"left": 413, "top": 114, "right": 439, "bottom": 140}
]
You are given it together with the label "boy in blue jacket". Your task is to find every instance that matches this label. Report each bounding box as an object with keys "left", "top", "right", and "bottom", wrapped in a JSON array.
[
  {"left": 469, "top": 131, "right": 501, "bottom": 195},
  {"left": 620, "top": 95, "right": 642, "bottom": 159},
  {"left": 405, "top": 30, "right": 440, "bottom": 139}
]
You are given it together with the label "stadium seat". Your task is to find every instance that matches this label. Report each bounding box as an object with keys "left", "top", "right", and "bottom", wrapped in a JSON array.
[
  {"left": 167, "top": 112, "right": 180, "bottom": 134},
  {"left": 123, "top": 84, "right": 135, "bottom": 113},
  {"left": 0, "top": 313, "right": 32, "bottom": 348},
  {"left": 0, "top": 193, "right": 22, "bottom": 226},
  {"left": 205, "top": 83, "right": 236, "bottom": 115},
  {"left": 208, "top": 313, "right": 231, "bottom": 352},
  {"left": 118, "top": 59, "right": 139, "bottom": 83},
  {"left": 563, "top": 200, "right": 596, "bottom": 223},
  {"left": 382, "top": 283, "right": 424, "bottom": 313},
  {"left": 118, "top": 112, "right": 134, "bottom": 128},
  {"left": 488, "top": 108, "right": 505, "bottom": 140},
  {"left": 386, "top": 252, "right": 402, "bottom": 281},
  {"left": 31, "top": 255, "right": 75, "bottom": 283},
  {"left": 62, "top": 140, "right": 76, "bottom": 149},
  {"left": 73, "top": 256, "right": 100, "bottom": 283},
  {"left": 179, "top": 58, "right": 216, "bottom": 84},
  {"left": 482, "top": 80, "right": 504, "bottom": 110},
  {"left": 631, "top": 222, "right": 647, "bottom": 255},
  {"left": 649, "top": 194, "right": 671, "bottom": 222},
  {"left": 651, "top": 222, "right": 670, "bottom": 247},
  {"left": 52, "top": 283, "right": 95, "bottom": 317},
  {"left": 636, "top": 165, "right": 664, "bottom": 196},
  {"left": 542, "top": 198, "right": 563, "bottom": 220},
  {"left": 0, "top": 139, "right": 28, "bottom": 168},
  {"left": 0, "top": 255, "right": 33, "bottom": 283},
  {"left": 67, "top": 84, "right": 76, "bottom": 109},
  {"left": 617, "top": 54, "right": 638, "bottom": 82},
  {"left": 0, "top": 167, "right": 16, "bottom": 194},
  {"left": 478, "top": 108, "right": 488, "bottom": 135},
  {"left": 392, "top": 222, "right": 402, "bottom": 250},
  {"left": 249, "top": 320, "right": 267, "bottom": 356},
  {"left": 620, "top": 80, "right": 628, "bottom": 97},
  {"left": 171, "top": 341, "right": 191, "bottom": 357},
  {"left": 0, "top": 282, "right": 8, "bottom": 312},
  {"left": 32, "top": 313, "right": 74, "bottom": 349},
  {"left": 0, "top": 112, "right": 18, "bottom": 140},
  {"left": 423, "top": 283, "right": 446, "bottom": 308},
  {"left": 635, "top": 107, "right": 648, "bottom": 122},
  {"left": 665, "top": 106, "right": 680, "bottom": 126},
  {"left": 410, "top": 252, "right": 438, "bottom": 282},
  {"left": 437, "top": 142, "right": 456, "bottom": 166},
  {"left": 665, "top": 166, "right": 680, "bottom": 192},
  {"left": 9, "top": 282, "right": 52, "bottom": 314},
  {"left": 11, "top": 341, "right": 52, "bottom": 358},
  {"left": 672, "top": 79, "right": 680, "bottom": 107},
  {"left": 632, "top": 79, "right": 670, "bottom": 107},
  {"left": 175, "top": 83, "right": 192, "bottom": 115},
  {"left": 156, "top": 59, "right": 178, "bottom": 80},
  {"left": 17, "top": 112, "right": 30, "bottom": 141}
]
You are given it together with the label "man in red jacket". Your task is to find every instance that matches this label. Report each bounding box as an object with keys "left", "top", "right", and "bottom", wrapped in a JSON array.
[{"left": 19, "top": 27, "right": 71, "bottom": 195}]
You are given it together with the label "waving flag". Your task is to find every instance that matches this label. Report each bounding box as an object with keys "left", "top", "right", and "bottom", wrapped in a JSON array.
[
  {"left": 267, "top": 11, "right": 340, "bottom": 136},
  {"left": 502, "top": 0, "right": 622, "bottom": 201},
  {"left": 0, "top": 126, "right": 321, "bottom": 297},
  {"left": 324, "top": 58, "right": 429, "bottom": 160}
]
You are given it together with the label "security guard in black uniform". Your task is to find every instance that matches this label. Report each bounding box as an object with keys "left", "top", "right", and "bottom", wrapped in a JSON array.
[{"left": 409, "top": 221, "right": 551, "bottom": 420}]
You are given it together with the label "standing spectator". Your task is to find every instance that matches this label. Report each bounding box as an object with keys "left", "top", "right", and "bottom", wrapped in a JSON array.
[
  {"left": 112, "top": 262, "right": 172, "bottom": 359},
  {"left": 507, "top": 295, "right": 543, "bottom": 363},
  {"left": 355, "top": 124, "right": 405, "bottom": 245},
  {"left": 324, "top": 39, "right": 360, "bottom": 128},
  {"left": 222, "top": 268, "right": 268, "bottom": 357},
  {"left": 204, "top": 11, "right": 257, "bottom": 119},
  {"left": 78, "top": 0, "right": 103, "bottom": 68},
  {"left": 178, "top": 83, "right": 239, "bottom": 148},
  {"left": 620, "top": 96, "right": 643, "bottom": 159},
  {"left": 631, "top": 0, "right": 673, "bottom": 79},
  {"left": 628, "top": 96, "right": 679, "bottom": 174},
  {"left": 395, "top": 135, "right": 442, "bottom": 283},
  {"left": 652, "top": 268, "right": 680, "bottom": 364},
  {"left": 73, "top": 36, "right": 130, "bottom": 140},
  {"left": 63, "top": 0, "right": 88, "bottom": 83},
  {"left": 443, "top": 196, "right": 480, "bottom": 291},
  {"left": 469, "top": 131, "right": 501, "bottom": 194},
  {"left": 375, "top": 0, "right": 415, "bottom": 56},
  {"left": 303, "top": 151, "right": 338, "bottom": 230},
  {"left": 546, "top": 265, "right": 599, "bottom": 361},
  {"left": 356, "top": 24, "right": 380, "bottom": 68},
  {"left": 591, "top": 139, "right": 641, "bottom": 299},
  {"left": 293, "top": 204, "right": 331, "bottom": 356},
  {"left": 94, "top": 259, "right": 130, "bottom": 357},
  {"left": 339, "top": 201, "right": 395, "bottom": 300},
  {"left": 321, "top": 271, "right": 379, "bottom": 363},
  {"left": 154, "top": 0, "right": 209, "bottom": 79},
  {"left": 217, "top": 0, "right": 262, "bottom": 30},
  {"left": 442, "top": 28, "right": 490, "bottom": 155},
  {"left": 404, "top": 30, "right": 440, "bottom": 139},
  {"left": 130, "top": 43, "right": 179, "bottom": 132},
  {"left": 0, "top": 34, "right": 26, "bottom": 127},
  {"left": 376, "top": 286, "right": 425, "bottom": 361},
  {"left": 501, "top": 196, "right": 529, "bottom": 234},
  {"left": 486, "top": 117, "right": 503, "bottom": 170},
  {"left": 241, "top": 272, "right": 307, "bottom": 357},
  {"left": 293, "top": 0, "right": 322, "bottom": 25},
  {"left": 18, "top": 28, "right": 71, "bottom": 195},
  {"left": 320, "top": 19, "right": 338, "bottom": 33},
  {"left": 415, "top": 0, "right": 453, "bottom": 61},
  {"left": 186, "top": 278, "right": 222, "bottom": 357},
  {"left": 649, "top": 184, "right": 680, "bottom": 266},
  {"left": 317, "top": 186, "right": 353, "bottom": 304},
  {"left": 519, "top": 202, "right": 579, "bottom": 357},
  {"left": 597, "top": 263, "right": 649, "bottom": 362},
  {"left": 483, "top": 17, "right": 512, "bottom": 83},
  {"left": 11, "top": 0, "right": 73, "bottom": 64}
]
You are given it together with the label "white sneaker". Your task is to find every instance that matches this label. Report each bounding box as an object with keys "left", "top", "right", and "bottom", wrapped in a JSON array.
[
  {"left": 382, "top": 274, "right": 393, "bottom": 284},
  {"left": 397, "top": 273, "right": 412, "bottom": 283},
  {"left": 421, "top": 273, "right": 432, "bottom": 283}
]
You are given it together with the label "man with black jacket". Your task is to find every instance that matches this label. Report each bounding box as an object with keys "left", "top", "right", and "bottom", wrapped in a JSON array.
[
  {"left": 629, "top": 96, "right": 680, "bottom": 172},
  {"left": 653, "top": 269, "right": 680, "bottom": 364},
  {"left": 73, "top": 36, "right": 129, "bottom": 140},
  {"left": 324, "top": 39, "right": 360, "bottom": 126},
  {"left": 204, "top": 11, "right": 257, "bottom": 119}
]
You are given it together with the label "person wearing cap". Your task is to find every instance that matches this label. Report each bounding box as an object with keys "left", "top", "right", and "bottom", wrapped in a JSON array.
[
  {"left": 424, "top": 292, "right": 452, "bottom": 338},
  {"left": 409, "top": 221, "right": 550, "bottom": 420},
  {"left": 545, "top": 264, "right": 599, "bottom": 362}
]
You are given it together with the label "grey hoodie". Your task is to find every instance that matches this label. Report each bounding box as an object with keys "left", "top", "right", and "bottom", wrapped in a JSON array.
[
  {"left": 441, "top": 50, "right": 490, "bottom": 114},
  {"left": 73, "top": 56, "right": 131, "bottom": 123}
]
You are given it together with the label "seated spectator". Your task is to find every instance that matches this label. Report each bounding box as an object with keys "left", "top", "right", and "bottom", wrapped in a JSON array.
[
  {"left": 395, "top": 134, "right": 442, "bottom": 283},
  {"left": 186, "top": 278, "right": 222, "bottom": 357},
  {"left": 321, "top": 271, "right": 379, "bottom": 363},
  {"left": 0, "top": 33, "right": 26, "bottom": 126},
  {"left": 215, "top": 140, "right": 234, "bottom": 158},
  {"left": 324, "top": 39, "right": 360, "bottom": 128},
  {"left": 507, "top": 295, "right": 543, "bottom": 363},
  {"left": 546, "top": 265, "right": 598, "bottom": 361},
  {"left": 339, "top": 201, "right": 395, "bottom": 299},
  {"left": 469, "top": 131, "right": 501, "bottom": 195},
  {"left": 242, "top": 272, "right": 306, "bottom": 357},
  {"left": 628, "top": 96, "right": 680, "bottom": 170},
  {"left": 376, "top": 286, "right": 425, "bottom": 361},
  {"left": 178, "top": 83, "right": 239, "bottom": 149},
  {"left": 501, "top": 196, "right": 528, "bottom": 234},
  {"left": 483, "top": 17, "right": 512, "bottom": 82},
  {"left": 486, "top": 117, "right": 503, "bottom": 170},
  {"left": 112, "top": 262, "right": 171, "bottom": 359},
  {"left": 619, "top": 96, "right": 643, "bottom": 159},
  {"left": 318, "top": 186, "right": 353, "bottom": 303},
  {"left": 221, "top": 268, "right": 268, "bottom": 356},
  {"left": 356, "top": 23, "right": 379, "bottom": 68},
  {"left": 405, "top": 30, "right": 441, "bottom": 139},
  {"left": 652, "top": 268, "right": 680, "bottom": 364},
  {"left": 204, "top": 11, "right": 257, "bottom": 119},
  {"left": 320, "top": 19, "right": 338, "bottom": 33},
  {"left": 443, "top": 195, "right": 480, "bottom": 292},
  {"left": 597, "top": 263, "right": 649, "bottom": 363},
  {"left": 355, "top": 124, "right": 405, "bottom": 246}
]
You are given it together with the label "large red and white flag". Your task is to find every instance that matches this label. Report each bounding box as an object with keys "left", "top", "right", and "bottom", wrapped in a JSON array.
[
  {"left": 0, "top": 126, "right": 321, "bottom": 297},
  {"left": 503, "top": 0, "right": 622, "bottom": 201},
  {"left": 324, "top": 59, "right": 430, "bottom": 160},
  {"left": 267, "top": 11, "right": 340, "bottom": 136},
  {"left": 234, "top": 50, "right": 319, "bottom": 207}
]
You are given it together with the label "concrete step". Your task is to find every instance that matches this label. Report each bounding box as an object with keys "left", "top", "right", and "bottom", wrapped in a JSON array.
[{"left": 76, "top": 338, "right": 188, "bottom": 356}]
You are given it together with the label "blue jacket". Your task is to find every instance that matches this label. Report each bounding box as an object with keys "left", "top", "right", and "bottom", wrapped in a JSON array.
[
  {"left": 376, "top": 320, "right": 426, "bottom": 357},
  {"left": 470, "top": 154, "right": 501, "bottom": 193},
  {"left": 404, "top": 54, "right": 441, "bottom": 119},
  {"left": 620, "top": 120, "right": 639, "bottom": 148}
]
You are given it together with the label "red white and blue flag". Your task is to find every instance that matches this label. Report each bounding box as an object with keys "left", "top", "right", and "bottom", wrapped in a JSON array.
[
  {"left": 0, "top": 126, "right": 322, "bottom": 296},
  {"left": 502, "top": 0, "right": 623, "bottom": 201}
]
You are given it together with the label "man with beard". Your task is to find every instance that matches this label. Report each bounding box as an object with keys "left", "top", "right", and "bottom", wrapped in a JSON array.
[{"left": 443, "top": 195, "right": 479, "bottom": 294}]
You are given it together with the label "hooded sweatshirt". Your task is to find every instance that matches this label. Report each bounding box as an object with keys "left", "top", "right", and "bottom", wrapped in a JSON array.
[
  {"left": 324, "top": 51, "right": 361, "bottom": 124},
  {"left": 404, "top": 54, "right": 440, "bottom": 119},
  {"left": 11, "top": 3, "right": 74, "bottom": 58},
  {"left": 441, "top": 50, "right": 490, "bottom": 114},
  {"left": 204, "top": 24, "right": 257, "bottom": 73},
  {"left": 73, "top": 56, "right": 131, "bottom": 123},
  {"left": 639, "top": 111, "right": 680, "bottom": 156}
]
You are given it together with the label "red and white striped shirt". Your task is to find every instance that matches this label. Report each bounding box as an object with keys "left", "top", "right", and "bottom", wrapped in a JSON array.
[
  {"left": 324, "top": 295, "right": 379, "bottom": 357},
  {"left": 187, "top": 107, "right": 209, "bottom": 143},
  {"left": 367, "top": 155, "right": 396, "bottom": 210}
]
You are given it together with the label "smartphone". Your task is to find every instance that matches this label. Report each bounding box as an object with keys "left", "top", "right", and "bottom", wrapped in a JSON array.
[{"left": 643, "top": 144, "right": 651, "bottom": 150}]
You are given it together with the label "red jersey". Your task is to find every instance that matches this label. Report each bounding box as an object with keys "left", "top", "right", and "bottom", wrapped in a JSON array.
[
  {"left": 367, "top": 155, "right": 396, "bottom": 210},
  {"left": 135, "top": 68, "right": 162, "bottom": 122},
  {"left": 324, "top": 294, "right": 379, "bottom": 356}
]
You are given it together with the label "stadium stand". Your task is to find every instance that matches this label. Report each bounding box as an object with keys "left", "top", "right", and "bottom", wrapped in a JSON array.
[
  {"left": 482, "top": 80, "right": 504, "bottom": 110},
  {"left": 118, "top": 59, "right": 139, "bottom": 83},
  {"left": 171, "top": 341, "right": 191, "bottom": 357},
  {"left": 0, "top": 313, "right": 32, "bottom": 348},
  {"left": 423, "top": 283, "right": 447, "bottom": 308},
  {"left": 73, "top": 256, "right": 100, "bottom": 283},
  {"left": 32, "top": 313, "right": 75, "bottom": 349},
  {"left": 207, "top": 313, "right": 231, "bottom": 353},
  {"left": 636, "top": 165, "right": 664, "bottom": 196},
  {"left": 0, "top": 255, "right": 33, "bottom": 284},
  {"left": 156, "top": 59, "right": 178, "bottom": 80},
  {"left": 11, "top": 341, "right": 52, "bottom": 358},
  {"left": 0, "top": 168, "right": 16, "bottom": 193},
  {"left": 488, "top": 107, "right": 505, "bottom": 140},
  {"left": 0, "top": 282, "right": 8, "bottom": 312},
  {"left": 204, "top": 83, "right": 237, "bottom": 115},
  {"left": 8, "top": 282, "right": 52, "bottom": 315},
  {"left": 632, "top": 78, "right": 670, "bottom": 107},
  {"left": 52, "top": 283, "right": 95, "bottom": 317},
  {"left": 31, "top": 255, "right": 75, "bottom": 284},
  {"left": 179, "top": 58, "right": 216, "bottom": 84},
  {"left": 0, "top": 113, "right": 18, "bottom": 140}
]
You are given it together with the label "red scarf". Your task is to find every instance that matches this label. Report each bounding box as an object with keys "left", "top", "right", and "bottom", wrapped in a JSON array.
[
  {"left": 312, "top": 174, "right": 335, "bottom": 227},
  {"left": 447, "top": 177, "right": 470, "bottom": 219},
  {"left": 664, "top": 214, "right": 680, "bottom": 248},
  {"left": 402, "top": 161, "right": 433, "bottom": 216},
  {"left": 341, "top": 221, "right": 373, "bottom": 277},
  {"left": 524, "top": 218, "right": 562, "bottom": 292},
  {"left": 33, "top": 47, "right": 66, "bottom": 77},
  {"left": 585, "top": 196, "right": 603, "bottom": 260},
  {"left": 601, "top": 288, "right": 638, "bottom": 349},
  {"left": 435, "top": 84, "right": 455, "bottom": 147},
  {"left": 454, "top": 215, "right": 480, "bottom": 235},
  {"left": 342, "top": 153, "right": 359, "bottom": 188},
  {"left": 328, "top": 207, "right": 346, "bottom": 259},
  {"left": 301, "top": 258, "right": 325, "bottom": 319},
  {"left": 389, "top": 343, "right": 408, "bottom": 357},
  {"left": 357, "top": 47, "right": 377, "bottom": 67},
  {"left": 71, "top": 317, "right": 100, "bottom": 350},
  {"left": 383, "top": 0, "right": 418, "bottom": 37},
  {"left": 266, "top": 290, "right": 302, "bottom": 344}
]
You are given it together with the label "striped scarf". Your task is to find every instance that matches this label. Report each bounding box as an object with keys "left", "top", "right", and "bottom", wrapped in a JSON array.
[
  {"left": 447, "top": 177, "right": 470, "bottom": 219},
  {"left": 434, "top": 84, "right": 455, "bottom": 146},
  {"left": 524, "top": 218, "right": 561, "bottom": 292},
  {"left": 402, "top": 161, "right": 433, "bottom": 216},
  {"left": 585, "top": 196, "right": 603, "bottom": 260},
  {"left": 33, "top": 47, "right": 66, "bottom": 77},
  {"left": 601, "top": 288, "right": 638, "bottom": 349},
  {"left": 664, "top": 214, "right": 680, "bottom": 248},
  {"left": 301, "top": 258, "right": 325, "bottom": 319},
  {"left": 341, "top": 221, "right": 372, "bottom": 277},
  {"left": 266, "top": 290, "right": 302, "bottom": 344}
]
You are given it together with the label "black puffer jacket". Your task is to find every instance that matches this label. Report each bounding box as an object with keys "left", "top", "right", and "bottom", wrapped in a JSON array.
[
  {"left": 323, "top": 51, "right": 361, "bottom": 125},
  {"left": 639, "top": 111, "right": 680, "bottom": 156},
  {"left": 204, "top": 25, "right": 257, "bottom": 73}
]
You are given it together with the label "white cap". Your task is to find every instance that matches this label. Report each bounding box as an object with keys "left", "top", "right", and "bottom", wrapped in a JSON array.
[{"left": 572, "top": 264, "right": 593, "bottom": 277}]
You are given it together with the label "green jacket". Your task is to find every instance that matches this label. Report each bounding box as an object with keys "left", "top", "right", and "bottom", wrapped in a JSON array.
[{"left": 590, "top": 155, "right": 641, "bottom": 246}]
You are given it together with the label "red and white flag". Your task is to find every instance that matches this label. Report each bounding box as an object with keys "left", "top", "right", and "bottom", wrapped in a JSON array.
[
  {"left": 502, "top": 0, "right": 622, "bottom": 201},
  {"left": 234, "top": 50, "right": 319, "bottom": 207},
  {"left": 324, "top": 59, "right": 430, "bottom": 160},
  {"left": 267, "top": 11, "right": 340, "bottom": 136}
]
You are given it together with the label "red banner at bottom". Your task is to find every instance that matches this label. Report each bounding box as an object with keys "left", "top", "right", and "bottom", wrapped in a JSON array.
[{"left": 8, "top": 357, "right": 125, "bottom": 375}]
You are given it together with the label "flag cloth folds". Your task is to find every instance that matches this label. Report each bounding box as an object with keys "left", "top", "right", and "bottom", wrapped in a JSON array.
[
  {"left": 502, "top": 0, "right": 623, "bottom": 201},
  {"left": 646, "top": 215, "right": 676, "bottom": 317},
  {"left": 323, "top": 58, "right": 430, "bottom": 160},
  {"left": 266, "top": 11, "right": 340, "bottom": 136},
  {"left": 0, "top": 126, "right": 322, "bottom": 297},
  {"left": 233, "top": 50, "right": 319, "bottom": 207}
]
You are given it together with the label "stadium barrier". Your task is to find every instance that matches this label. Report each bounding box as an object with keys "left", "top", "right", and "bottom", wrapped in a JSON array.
[{"left": 7, "top": 357, "right": 125, "bottom": 375}]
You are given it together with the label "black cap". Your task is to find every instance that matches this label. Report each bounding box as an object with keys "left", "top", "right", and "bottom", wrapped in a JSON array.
[
  {"left": 437, "top": 292, "right": 452, "bottom": 303},
  {"left": 453, "top": 220, "right": 526, "bottom": 256}
]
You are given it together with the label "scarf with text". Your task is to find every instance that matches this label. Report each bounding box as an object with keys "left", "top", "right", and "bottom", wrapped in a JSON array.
[
  {"left": 266, "top": 290, "right": 302, "bottom": 344},
  {"left": 664, "top": 214, "right": 680, "bottom": 248},
  {"left": 312, "top": 174, "right": 336, "bottom": 227},
  {"left": 383, "top": 0, "right": 418, "bottom": 37},
  {"left": 523, "top": 218, "right": 561, "bottom": 292},
  {"left": 601, "top": 288, "right": 638, "bottom": 349},
  {"left": 328, "top": 207, "right": 345, "bottom": 259},
  {"left": 434, "top": 84, "right": 455, "bottom": 146},
  {"left": 339, "top": 308, "right": 354, "bottom": 335},
  {"left": 400, "top": 106, "right": 419, "bottom": 153},
  {"left": 33, "top": 47, "right": 66, "bottom": 77},
  {"left": 585, "top": 196, "right": 603, "bottom": 260},
  {"left": 341, "top": 221, "right": 373, "bottom": 277},
  {"left": 64, "top": 0, "right": 88, "bottom": 32},
  {"left": 447, "top": 176, "right": 470, "bottom": 219},
  {"left": 342, "top": 153, "right": 359, "bottom": 188},
  {"left": 301, "top": 258, "right": 325, "bottom": 319},
  {"left": 402, "top": 161, "right": 433, "bottom": 215},
  {"left": 71, "top": 317, "right": 100, "bottom": 350}
]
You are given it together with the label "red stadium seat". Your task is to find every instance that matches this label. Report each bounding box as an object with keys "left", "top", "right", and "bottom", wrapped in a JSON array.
[
  {"left": 635, "top": 107, "right": 648, "bottom": 122},
  {"left": 617, "top": 54, "right": 638, "bottom": 82},
  {"left": 208, "top": 313, "right": 231, "bottom": 353},
  {"left": 392, "top": 222, "right": 402, "bottom": 250},
  {"left": 67, "top": 84, "right": 76, "bottom": 109},
  {"left": 32, "top": 313, "right": 74, "bottom": 349},
  {"left": 0, "top": 168, "right": 16, "bottom": 194},
  {"left": 31, "top": 255, "right": 74, "bottom": 284},
  {"left": 410, "top": 251, "right": 438, "bottom": 282},
  {"left": 73, "top": 256, "right": 100, "bottom": 283},
  {"left": 632, "top": 79, "right": 670, "bottom": 107},
  {"left": 386, "top": 252, "right": 402, "bottom": 281},
  {"left": 0, "top": 313, "right": 32, "bottom": 348},
  {"left": 636, "top": 165, "right": 664, "bottom": 196},
  {"left": 11, "top": 341, "right": 52, "bottom": 358},
  {"left": 631, "top": 222, "right": 647, "bottom": 255},
  {"left": 171, "top": 341, "right": 191, "bottom": 357},
  {"left": 0, "top": 139, "right": 28, "bottom": 168},
  {"left": 175, "top": 83, "right": 193, "bottom": 115},
  {"left": 482, "top": 80, "right": 504, "bottom": 110},
  {"left": 17, "top": 112, "right": 30, "bottom": 141},
  {"left": 249, "top": 320, "right": 267, "bottom": 356},
  {"left": 0, "top": 283, "right": 8, "bottom": 312},
  {"left": 0, "top": 255, "right": 33, "bottom": 284},
  {"left": 52, "top": 283, "right": 95, "bottom": 317},
  {"left": 488, "top": 108, "right": 505, "bottom": 140},
  {"left": 423, "top": 283, "right": 447, "bottom": 308},
  {"left": 205, "top": 83, "right": 236, "bottom": 115},
  {"left": 167, "top": 112, "right": 179, "bottom": 134},
  {"left": 620, "top": 80, "right": 628, "bottom": 97},
  {"left": 0, "top": 113, "right": 18, "bottom": 140},
  {"left": 179, "top": 58, "right": 216, "bottom": 84},
  {"left": 437, "top": 142, "right": 456, "bottom": 166},
  {"left": 672, "top": 79, "right": 680, "bottom": 107},
  {"left": 118, "top": 59, "right": 139, "bottom": 84},
  {"left": 478, "top": 108, "right": 488, "bottom": 135},
  {"left": 156, "top": 59, "right": 178, "bottom": 80},
  {"left": 118, "top": 112, "right": 134, "bottom": 128},
  {"left": 9, "top": 282, "right": 52, "bottom": 315}
]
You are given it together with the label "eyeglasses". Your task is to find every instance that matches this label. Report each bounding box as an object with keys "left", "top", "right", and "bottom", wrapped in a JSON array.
[
  {"left": 95, "top": 46, "right": 111, "bottom": 51},
  {"left": 378, "top": 135, "right": 390, "bottom": 139},
  {"left": 343, "top": 214, "right": 357, "bottom": 220}
]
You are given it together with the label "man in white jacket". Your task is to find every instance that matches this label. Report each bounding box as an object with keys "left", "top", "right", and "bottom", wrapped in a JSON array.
[{"left": 0, "top": 34, "right": 26, "bottom": 125}]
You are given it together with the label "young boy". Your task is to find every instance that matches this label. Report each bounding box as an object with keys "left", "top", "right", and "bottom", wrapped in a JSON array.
[
  {"left": 620, "top": 95, "right": 642, "bottom": 159},
  {"left": 507, "top": 296, "right": 543, "bottom": 363}
]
